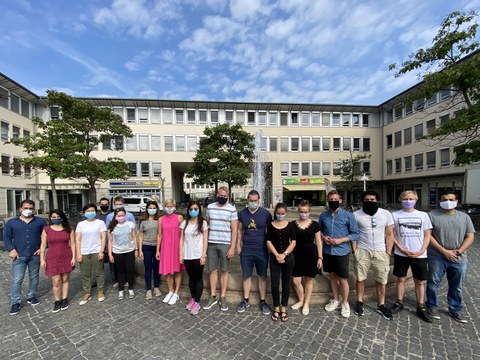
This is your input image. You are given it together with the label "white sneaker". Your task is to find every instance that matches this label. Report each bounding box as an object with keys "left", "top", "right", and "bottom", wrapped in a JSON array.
[
  {"left": 118, "top": 291, "right": 124, "bottom": 301},
  {"left": 325, "top": 299, "right": 341, "bottom": 312},
  {"left": 146, "top": 290, "right": 153, "bottom": 300},
  {"left": 128, "top": 290, "right": 135, "bottom": 299},
  {"left": 163, "top": 291, "right": 174, "bottom": 303},
  {"left": 291, "top": 301, "right": 303, "bottom": 310},
  {"left": 168, "top": 293, "right": 180, "bottom": 305},
  {"left": 341, "top": 302, "right": 351, "bottom": 318},
  {"left": 154, "top": 287, "right": 162, "bottom": 297}
]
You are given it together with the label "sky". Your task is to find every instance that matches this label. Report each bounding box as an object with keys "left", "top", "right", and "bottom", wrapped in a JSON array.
[{"left": 1, "top": 0, "right": 478, "bottom": 105}]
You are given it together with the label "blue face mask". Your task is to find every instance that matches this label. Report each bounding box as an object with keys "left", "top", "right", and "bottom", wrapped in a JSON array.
[
  {"left": 147, "top": 208, "right": 157, "bottom": 215},
  {"left": 51, "top": 218, "right": 63, "bottom": 225},
  {"left": 189, "top": 209, "right": 199, "bottom": 218},
  {"left": 84, "top": 211, "right": 96, "bottom": 219}
]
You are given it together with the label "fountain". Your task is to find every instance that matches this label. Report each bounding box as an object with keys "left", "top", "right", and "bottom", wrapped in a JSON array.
[{"left": 253, "top": 130, "right": 266, "bottom": 206}]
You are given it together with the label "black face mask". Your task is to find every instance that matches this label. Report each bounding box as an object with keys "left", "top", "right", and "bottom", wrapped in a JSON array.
[
  {"left": 100, "top": 205, "right": 109, "bottom": 212},
  {"left": 363, "top": 201, "right": 379, "bottom": 216},
  {"left": 328, "top": 201, "right": 340, "bottom": 211},
  {"left": 217, "top": 197, "right": 228, "bottom": 205}
]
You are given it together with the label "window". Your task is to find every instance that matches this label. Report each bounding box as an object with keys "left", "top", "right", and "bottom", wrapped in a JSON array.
[
  {"left": 386, "top": 134, "right": 393, "bottom": 149},
  {"left": 386, "top": 160, "right": 392, "bottom": 175},
  {"left": 125, "top": 136, "right": 137, "bottom": 151},
  {"left": 440, "top": 114, "right": 449, "bottom": 125},
  {"left": 175, "top": 110, "right": 184, "bottom": 124},
  {"left": 312, "top": 113, "right": 320, "bottom": 126},
  {"left": 280, "top": 163, "right": 288, "bottom": 176},
  {"left": 333, "top": 137, "right": 341, "bottom": 151},
  {"left": 362, "top": 114, "right": 369, "bottom": 127},
  {"left": 280, "top": 112, "right": 288, "bottom": 126},
  {"left": 225, "top": 111, "right": 233, "bottom": 124},
  {"left": 414, "top": 124, "right": 423, "bottom": 140},
  {"left": 164, "top": 136, "right": 173, "bottom": 151},
  {"left": 394, "top": 131, "right": 401, "bottom": 148},
  {"left": 140, "top": 163, "right": 149, "bottom": 177},
  {"left": 362, "top": 161, "right": 371, "bottom": 175},
  {"left": 175, "top": 136, "right": 185, "bottom": 151},
  {"left": 12, "top": 126, "right": 20, "bottom": 140},
  {"left": 404, "top": 128, "right": 412, "bottom": 145},
  {"left": 12, "top": 158, "right": 21, "bottom": 176},
  {"left": 385, "top": 109, "right": 393, "bottom": 124},
  {"left": 301, "top": 112, "right": 309, "bottom": 126},
  {"left": 332, "top": 113, "right": 340, "bottom": 126},
  {"left": 333, "top": 161, "right": 341, "bottom": 175},
  {"left": 236, "top": 111, "right": 245, "bottom": 125},
  {"left": 102, "top": 138, "right": 112, "bottom": 151},
  {"left": 312, "top": 162, "right": 321, "bottom": 176},
  {"left": 426, "top": 151, "right": 436, "bottom": 169},
  {"left": 24, "top": 164, "right": 31, "bottom": 177},
  {"left": 405, "top": 102, "right": 413, "bottom": 115},
  {"left": 353, "top": 138, "right": 361, "bottom": 151},
  {"left": 352, "top": 114, "right": 360, "bottom": 127},
  {"left": 269, "top": 137, "right": 277, "bottom": 151},
  {"left": 426, "top": 94, "right": 437, "bottom": 107},
  {"left": 151, "top": 108, "right": 161, "bottom": 123},
  {"left": 342, "top": 113, "right": 350, "bottom": 127},
  {"left": 414, "top": 99, "right": 425, "bottom": 111},
  {"left": 440, "top": 148, "right": 450, "bottom": 167},
  {"left": 343, "top": 137, "right": 351, "bottom": 151},
  {"left": 322, "top": 161, "right": 330, "bottom": 176},
  {"left": 151, "top": 136, "right": 161, "bottom": 151},
  {"left": 0, "top": 87, "right": 8, "bottom": 108},
  {"left": 21, "top": 99, "right": 30, "bottom": 118},
  {"left": 301, "top": 137, "right": 310, "bottom": 152},
  {"left": 291, "top": 112, "right": 298, "bottom": 126},
  {"left": 23, "top": 129, "right": 30, "bottom": 138},
  {"left": 210, "top": 111, "right": 219, "bottom": 125},
  {"left": 291, "top": 162, "right": 299, "bottom": 176},
  {"left": 301, "top": 162, "right": 310, "bottom": 176},
  {"left": 363, "top": 138, "right": 370, "bottom": 152},
  {"left": 258, "top": 112, "right": 266, "bottom": 125},
  {"left": 187, "top": 136, "right": 197, "bottom": 151},
  {"left": 163, "top": 109, "right": 173, "bottom": 124},
  {"left": 153, "top": 162, "right": 162, "bottom": 176},
  {"left": 260, "top": 137, "right": 267, "bottom": 152},
  {"left": 138, "top": 135, "right": 149, "bottom": 151},
  {"left": 1, "top": 155, "right": 10, "bottom": 175},
  {"left": 280, "top": 138, "right": 288, "bottom": 152},
  {"left": 312, "top": 137, "right": 320, "bottom": 151},
  {"left": 322, "top": 113, "right": 330, "bottom": 126},
  {"left": 269, "top": 112, "right": 278, "bottom": 126},
  {"left": 128, "top": 163, "right": 137, "bottom": 177},
  {"left": 322, "top": 137, "right": 330, "bottom": 151},
  {"left": 404, "top": 156, "right": 412, "bottom": 172},
  {"left": 11, "top": 94, "right": 20, "bottom": 113},
  {"left": 50, "top": 106, "right": 60, "bottom": 119},
  {"left": 291, "top": 137, "right": 299, "bottom": 151},
  {"left": 415, "top": 154, "right": 423, "bottom": 171},
  {"left": 395, "top": 158, "right": 401, "bottom": 173},
  {"left": 247, "top": 112, "right": 255, "bottom": 125},
  {"left": 114, "top": 137, "right": 124, "bottom": 150},
  {"left": 395, "top": 104, "right": 403, "bottom": 119},
  {"left": 440, "top": 90, "right": 451, "bottom": 100},
  {"left": 126, "top": 108, "right": 136, "bottom": 123},
  {"left": 426, "top": 119, "right": 436, "bottom": 134},
  {"left": 188, "top": 110, "right": 196, "bottom": 124},
  {"left": 138, "top": 108, "right": 148, "bottom": 123}
]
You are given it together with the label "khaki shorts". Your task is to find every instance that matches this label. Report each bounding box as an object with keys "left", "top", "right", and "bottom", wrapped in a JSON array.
[{"left": 354, "top": 249, "right": 390, "bottom": 284}]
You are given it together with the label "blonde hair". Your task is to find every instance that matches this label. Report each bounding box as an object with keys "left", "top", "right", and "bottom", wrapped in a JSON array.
[
  {"left": 218, "top": 186, "right": 229, "bottom": 195},
  {"left": 298, "top": 199, "right": 311, "bottom": 211},
  {"left": 398, "top": 190, "right": 418, "bottom": 201},
  {"left": 164, "top": 198, "right": 176, "bottom": 207}
]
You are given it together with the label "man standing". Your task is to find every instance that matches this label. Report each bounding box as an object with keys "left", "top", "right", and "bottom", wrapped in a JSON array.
[
  {"left": 4, "top": 200, "right": 46, "bottom": 315},
  {"left": 319, "top": 190, "right": 359, "bottom": 318},
  {"left": 203, "top": 187, "right": 238, "bottom": 311},
  {"left": 96, "top": 197, "right": 111, "bottom": 223},
  {"left": 426, "top": 191, "right": 475, "bottom": 324},
  {"left": 353, "top": 191, "right": 394, "bottom": 320},
  {"left": 236, "top": 190, "right": 272, "bottom": 315}
]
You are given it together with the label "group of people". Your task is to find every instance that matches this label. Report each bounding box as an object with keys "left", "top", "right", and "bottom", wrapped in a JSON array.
[{"left": 3, "top": 188, "right": 475, "bottom": 325}]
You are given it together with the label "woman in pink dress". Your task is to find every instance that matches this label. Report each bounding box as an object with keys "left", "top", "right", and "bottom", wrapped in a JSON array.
[
  {"left": 40, "top": 209, "right": 75, "bottom": 313},
  {"left": 156, "top": 199, "right": 184, "bottom": 305}
]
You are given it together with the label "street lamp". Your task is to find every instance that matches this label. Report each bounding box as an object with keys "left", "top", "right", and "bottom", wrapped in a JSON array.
[{"left": 360, "top": 173, "right": 369, "bottom": 191}]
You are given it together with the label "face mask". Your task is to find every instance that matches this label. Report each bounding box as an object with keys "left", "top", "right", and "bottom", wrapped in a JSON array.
[
  {"left": 100, "top": 205, "right": 109, "bottom": 212},
  {"left": 299, "top": 213, "right": 310, "bottom": 220},
  {"left": 51, "top": 218, "right": 63, "bottom": 225},
  {"left": 328, "top": 201, "right": 340, "bottom": 211},
  {"left": 248, "top": 201, "right": 259, "bottom": 210},
  {"left": 116, "top": 216, "right": 126, "bottom": 223},
  {"left": 440, "top": 200, "right": 457, "bottom": 210},
  {"left": 363, "top": 202, "right": 379, "bottom": 216},
  {"left": 217, "top": 197, "right": 228, "bottom": 205},
  {"left": 189, "top": 209, "right": 200, "bottom": 218},
  {"left": 85, "top": 211, "right": 96, "bottom": 219},
  {"left": 402, "top": 200, "right": 416, "bottom": 209},
  {"left": 276, "top": 214, "right": 286, "bottom": 221},
  {"left": 165, "top": 207, "right": 175, "bottom": 215},
  {"left": 147, "top": 208, "right": 157, "bottom": 216},
  {"left": 21, "top": 210, "right": 33, "bottom": 217}
]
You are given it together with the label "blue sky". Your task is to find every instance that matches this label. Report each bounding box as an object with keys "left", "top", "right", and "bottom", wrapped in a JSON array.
[{"left": 1, "top": 0, "right": 478, "bottom": 105}]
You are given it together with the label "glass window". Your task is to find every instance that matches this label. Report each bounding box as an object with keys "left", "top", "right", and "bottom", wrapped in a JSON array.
[
  {"left": 426, "top": 119, "right": 436, "bottom": 134},
  {"left": 332, "top": 113, "right": 340, "bottom": 126},
  {"left": 290, "top": 113, "right": 298, "bottom": 126},
  {"left": 291, "top": 162, "right": 299, "bottom": 176},
  {"left": 301, "top": 162, "right": 310, "bottom": 176},
  {"left": 21, "top": 99, "right": 30, "bottom": 118},
  {"left": 333, "top": 137, "right": 341, "bottom": 151},
  {"left": 11, "top": 94, "right": 20, "bottom": 113},
  {"left": 322, "top": 161, "right": 330, "bottom": 176},
  {"left": 128, "top": 162, "right": 137, "bottom": 177},
  {"left": 152, "top": 162, "right": 162, "bottom": 176},
  {"left": 440, "top": 90, "right": 451, "bottom": 100},
  {"left": 151, "top": 108, "right": 161, "bottom": 123},
  {"left": 199, "top": 110, "right": 208, "bottom": 125},
  {"left": 236, "top": 111, "right": 245, "bottom": 125},
  {"left": 0, "top": 87, "right": 8, "bottom": 108},
  {"left": 404, "top": 128, "right": 412, "bottom": 145},
  {"left": 187, "top": 136, "right": 197, "bottom": 151},
  {"left": 395, "top": 158, "right": 401, "bottom": 173},
  {"left": 280, "top": 162, "right": 288, "bottom": 176},
  {"left": 353, "top": 138, "right": 360, "bottom": 151},
  {"left": 258, "top": 112, "right": 266, "bottom": 125},
  {"left": 426, "top": 151, "right": 436, "bottom": 169},
  {"left": 140, "top": 163, "right": 150, "bottom": 177},
  {"left": 269, "top": 137, "right": 277, "bottom": 151},
  {"left": 1, "top": 155, "right": 10, "bottom": 175},
  {"left": 138, "top": 108, "right": 148, "bottom": 123},
  {"left": 164, "top": 136, "right": 173, "bottom": 151},
  {"left": 280, "top": 112, "right": 288, "bottom": 126},
  {"left": 322, "top": 113, "right": 330, "bottom": 126},
  {"left": 343, "top": 137, "right": 351, "bottom": 151},
  {"left": 426, "top": 94, "right": 437, "bottom": 107},
  {"left": 269, "top": 112, "right": 278, "bottom": 126},
  {"left": 342, "top": 113, "right": 350, "bottom": 127},
  {"left": 247, "top": 112, "right": 255, "bottom": 125},
  {"left": 225, "top": 111, "right": 233, "bottom": 124},
  {"left": 163, "top": 109, "right": 173, "bottom": 124},
  {"left": 415, "top": 99, "right": 425, "bottom": 111},
  {"left": 113, "top": 137, "right": 123, "bottom": 150},
  {"left": 415, "top": 154, "right": 423, "bottom": 171},
  {"left": 126, "top": 108, "right": 136, "bottom": 123},
  {"left": 24, "top": 164, "right": 31, "bottom": 177},
  {"left": 362, "top": 161, "right": 371, "bottom": 175},
  {"left": 363, "top": 138, "right": 370, "bottom": 152},
  {"left": 312, "top": 137, "right": 320, "bottom": 151},
  {"left": 139, "top": 135, "right": 149, "bottom": 151},
  {"left": 394, "top": 131, "right": 401, "bottom": 147},
  {"left": 210, "top": 110, "right": 219, "bottom": 125},
  {"left": 362, "top": 114, "right": 369, "bottom": 127},
  {"left": 260, "top": 137, "right": 267, "bottom": 152},
  {"left": 405, "top": 102, "right": 413, "bottom": 115},
  {"left": 175, "top": 136, "right": 185, "bottom": 151},
  {"left": 301, "top": 112, "right": 309, "bottom": 126},
  {"left": 12, "top": 158, "right": 21, "bottom": 176},
  {"left": 301, "top": 137, "right": 310, "bottom": 151},
  {"left": 386, "top": 109, "right": 393, "bottom": 124},
  {"left": 312, "top": 162, "right": 320, "bottom": 176},
  {"left": 23, "top": 129, "right": 30, "bottom": 138},
  {"left": 175, "top": 109, "right": 184, "bottom": 124},
  {"left": 386, "top": 134, "right": 392, "bottom": 149},
  {"left": 311, "top": 113, "right": 320, "bottom": 126},
  {"left": 404, "top": 156, "right": 412, "bottom": 172},
  {"left": 395, "top": 104, "right": 403, "bottom": 119},
  {"left": 291, "top": 137, "right": 299, "bottom": 151},
  {"left": 322, "top": 137, "right": 330, "bottom": 151},
  {"left": 50, "top": 106, "right": 60, "bottom": 119},
  {"left": 125, "top": 136, "right": 137, "bottom": 151},
  {"left": 440, "top": 148, "right": 450, "bottom": 167},
  {"left": 440, "top": 114, "right": 449, "bottom": 125},
  {"left": 151, "top": 136, "right": 161, "bottom": 151},
  {"left": 386, "top": 160, "right": 392, "bottom": 175},
  {"left": 333, "top": 161, "right": 341, "bottom": 175},
  {"left": 280, "top": 138, "right": 288, "bottom": 152},
  {"left": 352, "top": 114, "right": 360, "bottom": 127},
  {"left": 414, "top": 124, "right": 423, "bottom": 140},
  {"left": 188, "top": 110, "right": 196, "bottom": 124},
  {"left": 12, "top": 126, "right": 20, "bottom": 140}
]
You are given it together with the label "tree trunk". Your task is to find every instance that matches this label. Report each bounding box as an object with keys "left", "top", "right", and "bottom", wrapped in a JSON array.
[
  {"left": 50, "top": 177, "right": 59, "bottom": 210},
  {"left": 88, "top": 179, "right": 97, "bottom": 203}
]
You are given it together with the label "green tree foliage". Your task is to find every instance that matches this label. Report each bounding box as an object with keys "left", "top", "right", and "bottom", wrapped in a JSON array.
[
  {"left": 336, "top": 151, "right": 371, "bottom": 206},
  {"left": 389, "top": 10, "right": 480, "bottom": 165},
  {"left": 14, "top": 90, "right": 133, "bottom": 204},
  {"left": 187, "top": 123, "right": 255, "bottom": 196}
]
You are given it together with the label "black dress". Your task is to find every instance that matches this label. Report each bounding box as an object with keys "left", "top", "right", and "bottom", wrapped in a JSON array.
[{"left": 292, "top": 220, "right": 321, "bottom": 278}]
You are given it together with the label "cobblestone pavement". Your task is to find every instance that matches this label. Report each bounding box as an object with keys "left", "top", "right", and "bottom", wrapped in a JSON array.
[{"left": 1, "top": 235, "right": 480, "bottom": 360}]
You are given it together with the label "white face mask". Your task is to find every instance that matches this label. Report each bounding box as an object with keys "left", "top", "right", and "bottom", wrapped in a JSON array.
[
  {"left": 440, "top": 200, "right": 457, "bottom": 210},
  {"left": 248, "top": 201, "right": 259, "bottom": 210},
  {"left": 21, "top": 209, "right": 33, "bottom": 217},
  {"left": 165, "top": 207, "right": 175, "bottom": 215}
]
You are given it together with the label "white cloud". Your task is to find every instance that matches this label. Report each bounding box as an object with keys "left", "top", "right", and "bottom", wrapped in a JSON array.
[
  {"left": 124, "top": 51, "right": 153, "bottom": 71},
  {"left": 229, "top": 0, "right": 271, "bottom": 21}
]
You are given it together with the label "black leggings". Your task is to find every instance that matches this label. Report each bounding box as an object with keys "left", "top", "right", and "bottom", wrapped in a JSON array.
[
  {"left": 113, "top": 251, "right": 135, "bottom": 291},
  {"left": 270, "top": 254, "right": 295, "bottom": 308},
  {"left": 184, "top": 259, "right": 204, "bottom": 303}
]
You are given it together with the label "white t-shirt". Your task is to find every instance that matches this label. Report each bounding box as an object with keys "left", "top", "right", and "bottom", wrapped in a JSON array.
[
  {"left": 392, "top": 209, "right": 432, "bottom": 258},
  {"left": 111, "top": 221, "right": 136, "bottom": 254},
  {"left": 180, "top": 220, "right": 208, "bottom": 260},
  {"left": 354, "top": 208, "right": 394, "bottom": 251},
  {"left": 76, "top": 219, "right": 107, "bottom": 255}
]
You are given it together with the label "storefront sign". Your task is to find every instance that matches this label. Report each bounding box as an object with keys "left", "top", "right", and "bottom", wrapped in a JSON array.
[{"left": 282, "top": 178, "right": 325, "bottom": 185}]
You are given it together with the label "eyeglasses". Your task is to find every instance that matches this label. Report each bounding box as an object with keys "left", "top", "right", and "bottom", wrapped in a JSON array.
[
  {"left": 371, "top": 217, "right": 377, "bottom": 228},
  {"left": 114, "top": 207, "right": 125, "bottom": 213}
]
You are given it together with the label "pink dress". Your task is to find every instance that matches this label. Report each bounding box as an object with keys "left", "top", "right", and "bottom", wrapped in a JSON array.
[
  {"left": 44, "top": 226, "right": 73, "bottom": 277},
  {"left": 159, "top": 215, "right": 184, "bottom": 275}
]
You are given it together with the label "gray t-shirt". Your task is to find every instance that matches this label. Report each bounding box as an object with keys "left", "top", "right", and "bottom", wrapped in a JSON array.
[
  {"left": 139, "top": 219, "right": 158, "bottom": 246},
  {"left": 428, "top": 209, "right": 475, "bottom": 263}
]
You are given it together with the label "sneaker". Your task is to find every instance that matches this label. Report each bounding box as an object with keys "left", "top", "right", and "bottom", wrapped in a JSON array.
[
  {"left": 390, "top": 301, "right": 404, "bottom": 314},
  {"left": 113, "top": 283, "right": 119, "bottom": 289},
  {"left": 186, "top": 298, "right": 195, "bottom": 311},
  {"left": 52, "top": 301, "right": 61, "bottom": 313},
  {"left": 168, "top": 293, "right": 179, "bottom": 305},
  {"left": 9, "top": 303, "right": 20, "bottom": 316},
  {"left": 425, "top": 307, "right": 441, "bottom": 320},
  {"left": 191, "top": 302, "right": 201, "bottom": 316},
  {"left": 325, "top": 299, "right": 341, "bottom": 312},
  {"left": 219, "top": 297, "right": 229, "bottom": 311},
  {"left": 449, "top": 311, "right": 468, "bottom": 324},
  {"left": 291, "top": 301, "right": 303, "bottom": 310},
  {"left": 341, "top": 302, "right": 351, "bottom": 318},
  {"left": 154, "top": 287, "right": 162, "bottom": 297},
  {"left": 27, "top": 297, "right": 40, "bottom": 306},
  {"left": 98, "top": 291, "right": 105, "bottom": 302},
  {"left": 146, "top": 290, "right": 153, "bottom": 300},
  {"left": 125, "top": 282, "right": 129, "bottom": 288},
  {"left": 203, "top": 296, "right": 218, "bottom": 310},
  {"left": 376, "top": 305, "right": 393, "bottom": 320},
  {"left": 128, "top": 290, "right": 135, "bottom": 299},
  {"left": 416, "top": 307, "right": 433, "bottom": 323},
  {"left": 79, "top": 294, "right": 91, "bottom": 306},
  {"left": 118, "top": 291, "right": 124, "bottom": 301},
  {"left": 60, "top": 298, "right": 69, "bottom": 311},
  {"left": 236, "top": 300, "right": 250, "bottom": 313},
  {"left": 260, "top": 301, "right": 271, "bottom": 315},
  {"left": 302, "top": 305, "right": 310, "bottom": 316},
  {"left": 163, "top": 291, "right": 174, "bottom": 304},
  {"left": 354, "top": 301, "right": 364, "bottom": 316}
]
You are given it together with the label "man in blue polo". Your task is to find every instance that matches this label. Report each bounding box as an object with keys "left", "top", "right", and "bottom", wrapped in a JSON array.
[
  {"left": 319, "top": 190, "right": 359, "bottom": 318},
  {"left": 4, "top": 200, "right": 46, "bottom": 315}
]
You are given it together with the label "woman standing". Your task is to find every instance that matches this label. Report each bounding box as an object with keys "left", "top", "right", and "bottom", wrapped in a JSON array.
[
  {"left": 266, "top": 203, "right": 296, "bottom": 322},
  {"left": 156, "top": 199, "right": 184, "bottom": 305},
  {"left": 75, "top": 204, "right": 107, "bottom": 305},
  {"left": 179, "top": 200, "right": 208, "bottom": 315},
  {"left": 108, "top": 208, "right": 138, "bottom": 300},
  {"left": 291, "top": 200, "right": 323, "bottom": 316},
  {"left": 138, "top": 201, "right": 162, "bottom": 300},
  {"left": 40, "top": 209, "right": 75, "bottom": 313}
]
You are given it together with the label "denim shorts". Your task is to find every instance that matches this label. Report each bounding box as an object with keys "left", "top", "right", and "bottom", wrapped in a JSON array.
[{"left": 240, "top": 246, "right": 269, "bottom": 278}]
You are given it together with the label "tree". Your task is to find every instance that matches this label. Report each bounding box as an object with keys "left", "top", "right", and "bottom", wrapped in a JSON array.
[
  {"left": 14, "top": 90, "right": 133, "bottom": 205},
  {"left": 389, "top": 10, "right": 480, "bottom": 165},
  {"left": 187, "top": 123, "right": 255, "bottom": 197},
  {"left": 336, "top": 151, "right": 371, "bottom": 206}
]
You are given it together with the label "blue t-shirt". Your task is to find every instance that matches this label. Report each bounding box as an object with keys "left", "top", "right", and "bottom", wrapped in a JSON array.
[
  {"left": 238, "top": 207, "right": 273, "bottom": 249},
  {"left": 319, "top": 209, "right": 359, "bottom": 256}
]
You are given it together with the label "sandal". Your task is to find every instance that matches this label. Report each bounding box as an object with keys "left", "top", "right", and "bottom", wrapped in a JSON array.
[
  {"left": 271, "top": 310, "right": 279, "bottom": 321},
  {"left": 281, "top": 311, "right": 289, "bottom": 322}
]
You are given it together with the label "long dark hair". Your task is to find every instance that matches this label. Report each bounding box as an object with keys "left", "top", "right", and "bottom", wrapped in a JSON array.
[
  {"left": 108, "top": 207, "right": 126, "bottom": 232},
  {"left": 185, "top": 200, "right": 205, "bottom": 235},
  {"left": 49, "top": 209, "right": 71, "bottom": 233},
  {"left": 273, "top": 202, "right": 287, "bottom": 220}
]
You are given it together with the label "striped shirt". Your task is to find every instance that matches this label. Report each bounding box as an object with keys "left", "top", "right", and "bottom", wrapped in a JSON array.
[{"left": 206, "top": 202, "right": 238, "bottom": 245}]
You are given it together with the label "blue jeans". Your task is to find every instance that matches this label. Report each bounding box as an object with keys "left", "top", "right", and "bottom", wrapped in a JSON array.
[
  {"left": 426, "top": 252, "right": 468, "bottom": 313},
  {"left": 11, "top": 255, "right": 40, "bottom": 305},
  {"left": 142, "top": 245, "right": 160, "bottom": 290}
]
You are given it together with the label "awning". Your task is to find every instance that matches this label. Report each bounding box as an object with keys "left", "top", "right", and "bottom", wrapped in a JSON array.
[{"left": 283, "top": 185, "right": 325, "bottom": 191}]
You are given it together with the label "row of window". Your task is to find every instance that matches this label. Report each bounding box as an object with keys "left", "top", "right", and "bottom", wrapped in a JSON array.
[
  {"left": 386, "top": 149, "right": 451, "bottom": 175},
  {"left": 280, "top": 161, "right": 371, "bottom": 177},
  {"left": 0, "top": 87, "right": 32, "bottom": 118},
  {"left": 127, "top": 162, "right": 162, "bottom": 178},
  {"left": 0, "top": 121, "right": 30, "bottom": 142},
  {"left": 1, "top": 155, "right": 31, "bottom": 177}
]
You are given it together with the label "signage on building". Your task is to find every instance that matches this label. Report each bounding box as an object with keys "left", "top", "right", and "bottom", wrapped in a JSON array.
[
  {"left": 282, "top": 178, "right": 325, "bottom": 185},
  {"left": 110, "top": 181, "right": 160, "bottom": 187}
]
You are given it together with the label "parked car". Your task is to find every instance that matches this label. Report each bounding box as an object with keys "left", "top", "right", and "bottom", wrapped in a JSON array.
[
  {"left": 116, "top": 196, "right": 162, "bottom": 214},
  {"left": 456, "top": 204, "right": 480, "bottom": 215}
]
